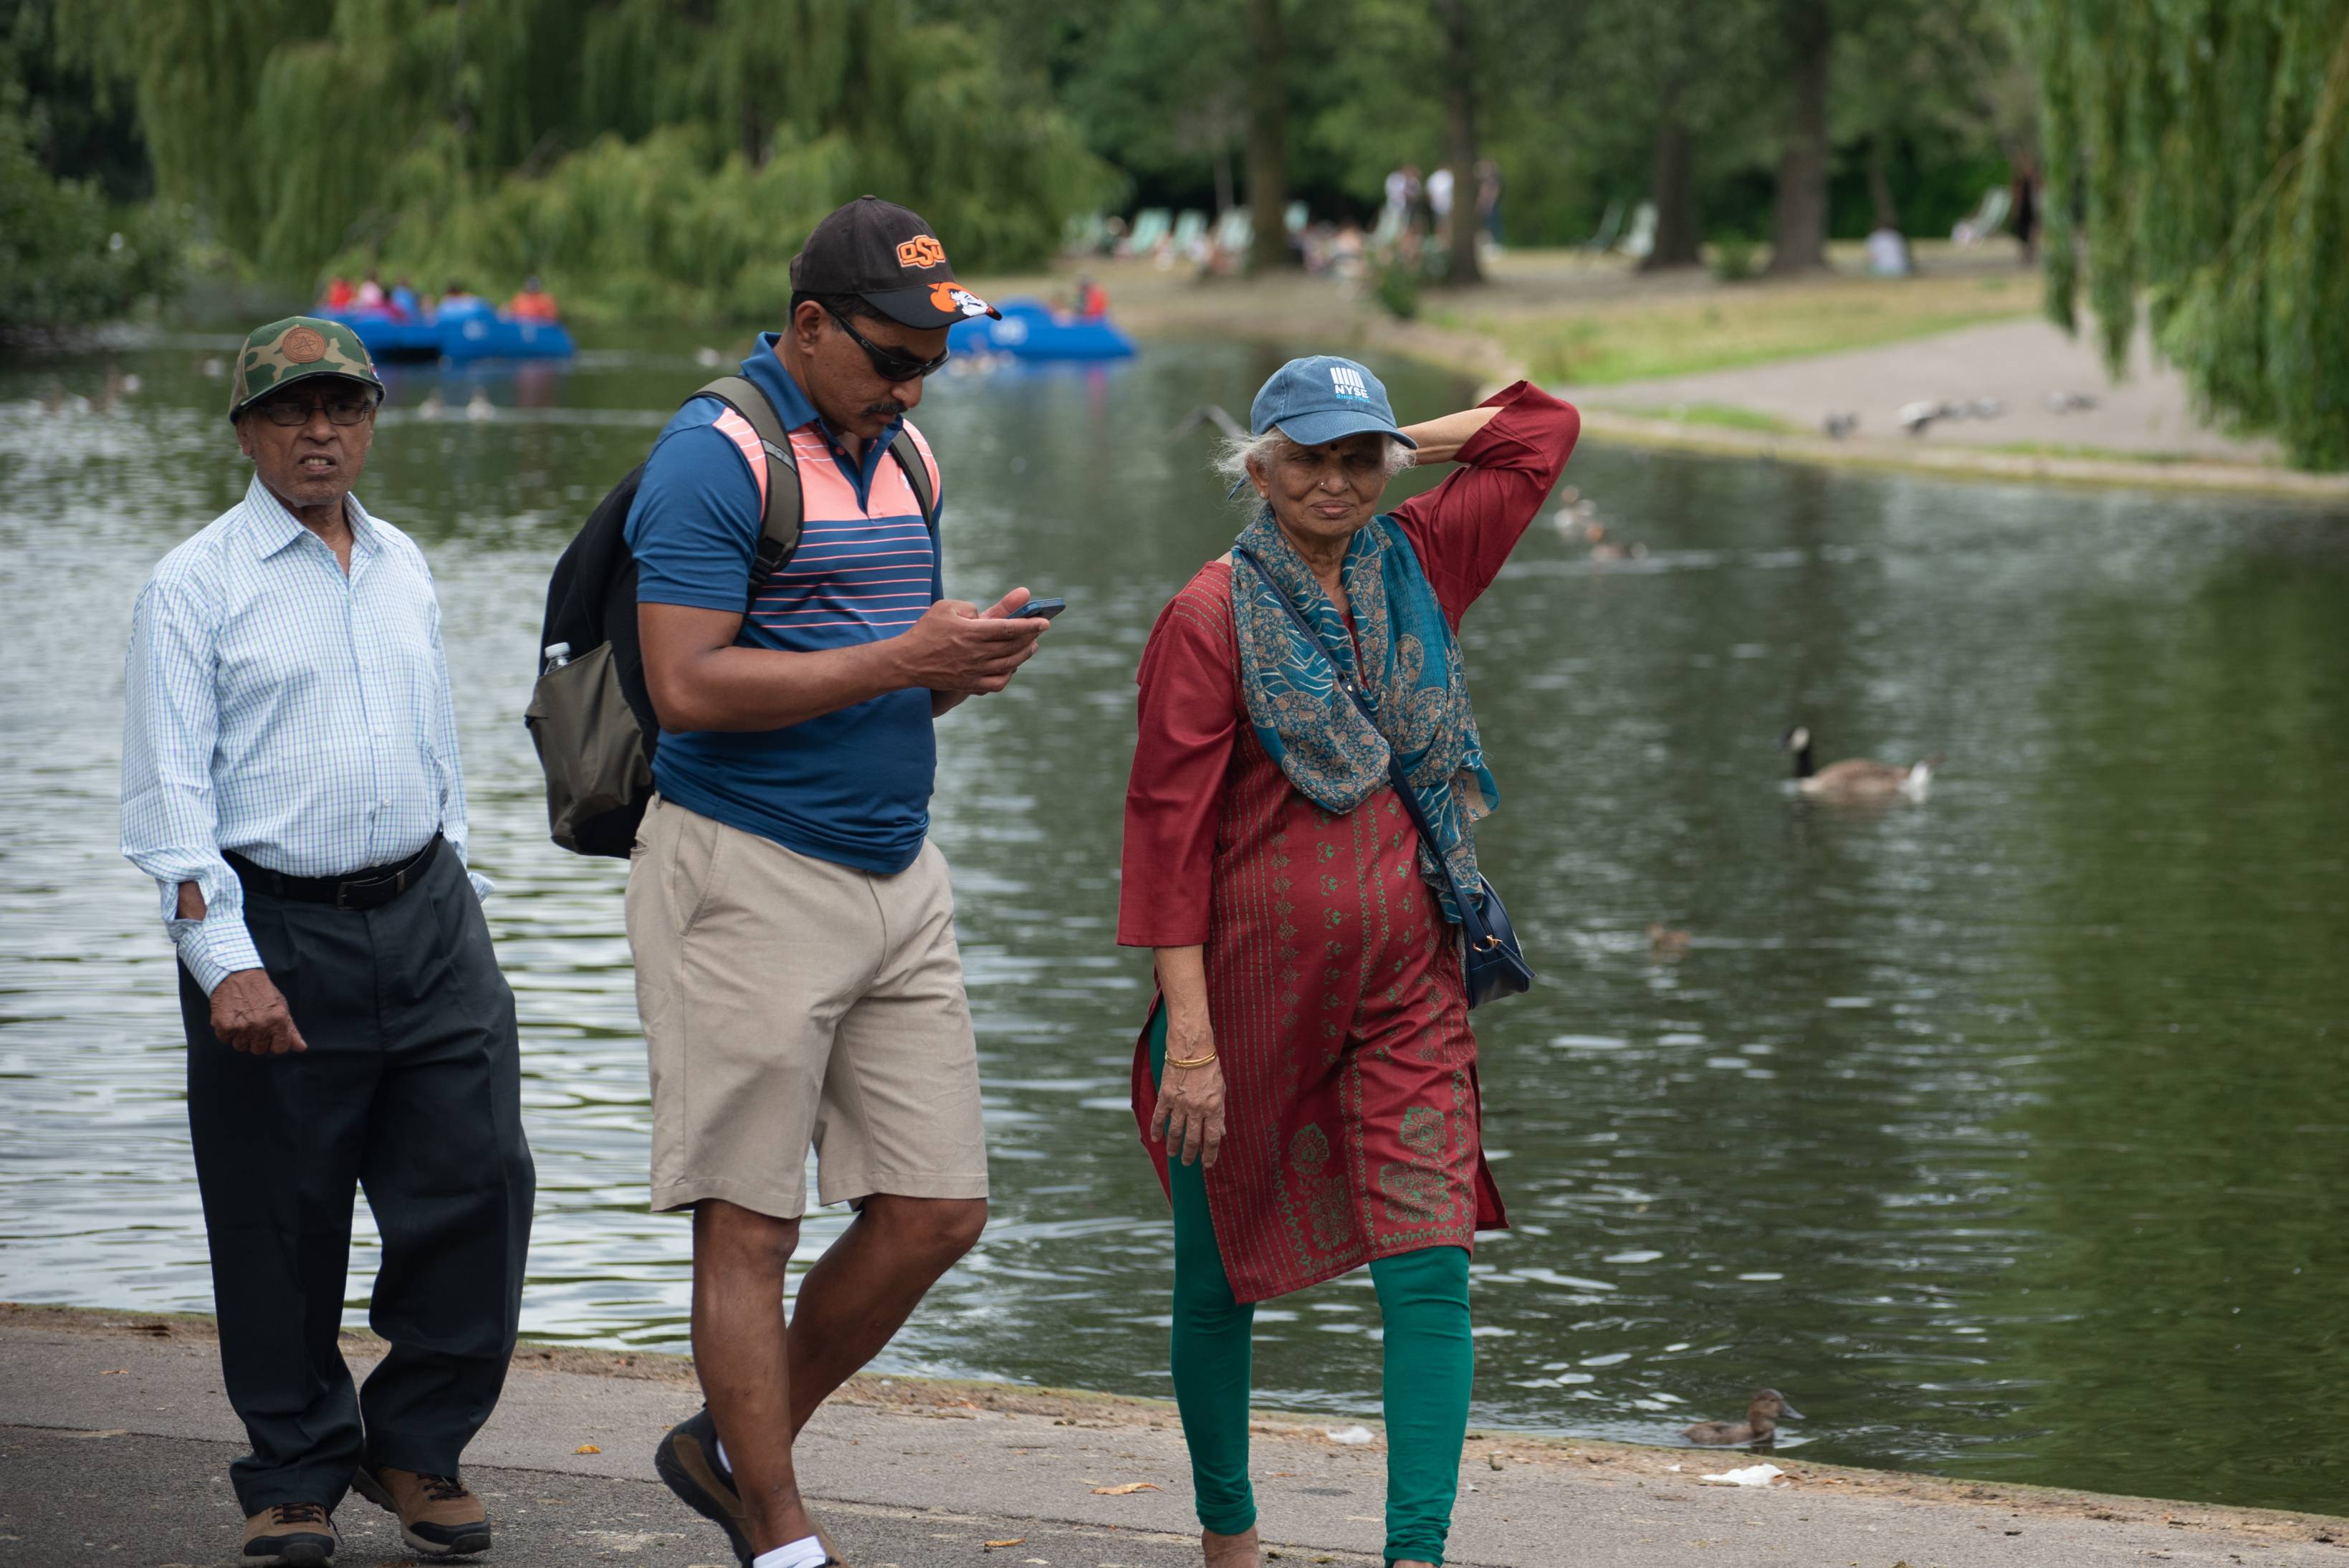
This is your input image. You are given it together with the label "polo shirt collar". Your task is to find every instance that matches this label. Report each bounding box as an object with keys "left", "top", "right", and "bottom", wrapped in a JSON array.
[
  {"left": 242, "top": 473, "right": 377, "bottom": 561},
  {"left": 746, "top": 333, "right": 904, "bottom": 456}
]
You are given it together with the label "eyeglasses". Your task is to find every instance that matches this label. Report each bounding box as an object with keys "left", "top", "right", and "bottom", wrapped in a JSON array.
[
  {"left": 252, "top": 387, "right": 380, "bottom": 426},
  {"left": 826, "top": 307, "right": 949, "bottom": 383}
]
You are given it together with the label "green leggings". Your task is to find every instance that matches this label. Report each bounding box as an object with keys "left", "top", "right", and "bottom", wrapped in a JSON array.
[{"left": 1151, "top": 1009, "right": 1473, "bottom": 1567}]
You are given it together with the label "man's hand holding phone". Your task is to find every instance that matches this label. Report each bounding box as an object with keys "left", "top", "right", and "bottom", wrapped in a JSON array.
[{"left": 904, "top": 586, "right": 1053, "bottom": 698}]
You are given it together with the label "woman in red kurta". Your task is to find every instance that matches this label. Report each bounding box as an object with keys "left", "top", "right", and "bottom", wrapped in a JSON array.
[{"left": 1120, "top": 358, "right": 1577, "bottom": 1568}]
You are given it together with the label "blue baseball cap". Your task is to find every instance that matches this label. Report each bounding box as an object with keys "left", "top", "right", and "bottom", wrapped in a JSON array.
[{"left": 1248, "top": 355, "right": 1418, "bottom": 450}]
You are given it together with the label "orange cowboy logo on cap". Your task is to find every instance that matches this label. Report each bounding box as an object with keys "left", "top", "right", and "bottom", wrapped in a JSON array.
[{"left": 927, "top": 280, "right": 995, "bottom": 317}]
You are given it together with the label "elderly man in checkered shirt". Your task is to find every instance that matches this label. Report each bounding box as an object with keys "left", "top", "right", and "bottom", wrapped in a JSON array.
[{"left": 119, "top": 316, "right": 534, "bottom": 1568}]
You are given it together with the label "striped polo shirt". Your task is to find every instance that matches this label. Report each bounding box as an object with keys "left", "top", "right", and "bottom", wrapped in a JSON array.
[{"left": 626, "top": 336, "right": 944, "bottom": 874}]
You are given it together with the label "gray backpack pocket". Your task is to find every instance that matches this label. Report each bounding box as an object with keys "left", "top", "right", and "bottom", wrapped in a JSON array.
[{"left": 524, "top": 641, "right": 652, "bottom": 853}]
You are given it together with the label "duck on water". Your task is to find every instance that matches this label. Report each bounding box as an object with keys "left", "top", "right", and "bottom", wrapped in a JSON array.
[
  {"left": 1685, "top": 1388, "right": 1805, "bottom": 1447},
  {"left": 1781, "top": 725, "right": 1940, "bottom": 803}
]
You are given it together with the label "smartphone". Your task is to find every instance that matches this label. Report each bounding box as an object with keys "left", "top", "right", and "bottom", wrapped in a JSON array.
[{"left": 1015, "top": 596, "right": 1067, "bottom": 621}]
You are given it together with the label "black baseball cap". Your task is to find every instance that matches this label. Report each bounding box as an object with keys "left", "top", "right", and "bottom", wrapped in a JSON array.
[{"left": 790, "top": 196, "right": 1000, "bottom": 329}]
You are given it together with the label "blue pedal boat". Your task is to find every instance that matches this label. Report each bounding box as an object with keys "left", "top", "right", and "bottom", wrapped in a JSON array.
[
  {"left": 324, "top": 304, "right": 575, "bottom": 364},
  {"left": 948, "top": 298, "right": 1134, "bottom": 361}
]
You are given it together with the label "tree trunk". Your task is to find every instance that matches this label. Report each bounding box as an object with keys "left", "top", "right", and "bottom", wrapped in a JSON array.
[
  {"left": 1245, "top": 0, "right": 1296, "bottom": 272},
  {"left": 1435, "top": 0, "right": 1483, "bottom": 285},
  {"left": 1764, "top": 0, "right": 1832, "bottom": 276},
  {"left": 741, "top": 102, "right": 766, "bottom": 167},
  {"left": 1640, "top": 92, "right": 1702, "bottom": 271}
]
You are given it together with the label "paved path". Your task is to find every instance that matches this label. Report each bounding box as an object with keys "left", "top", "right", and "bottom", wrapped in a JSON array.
[
  {"left": 4, "top": 1308, "right": 2342, "bottom": 1567},
  {"left": 1571, "top": 317, "right": 2276, "bottom": 462}
]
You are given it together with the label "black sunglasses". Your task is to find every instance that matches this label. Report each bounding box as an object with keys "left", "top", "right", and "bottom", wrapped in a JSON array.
[{"left": 826, "top": 307, "right": 950, "bottom": 383}]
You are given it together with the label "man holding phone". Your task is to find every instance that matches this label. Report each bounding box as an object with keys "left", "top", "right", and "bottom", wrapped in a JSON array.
[{"left": 625, "top": 198, "right": 1052, "bottom": 1568}]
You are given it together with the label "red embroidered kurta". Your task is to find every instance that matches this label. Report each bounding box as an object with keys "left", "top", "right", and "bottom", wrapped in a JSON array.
[{"left": 1120, "top": 382, "right": 1579, "bottom": 1303}]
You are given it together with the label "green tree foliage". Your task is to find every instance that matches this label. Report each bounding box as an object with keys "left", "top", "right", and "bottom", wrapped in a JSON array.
[
  {"left": 0, "top": 97, "right": 177, "bottom": 332},
  {"left": 2018, "top": 0, "right": 2349, "bottom": 469},
  {"left": 1, "top": 1, "right": 176, "bottom": 333},
  {"left": 59, "top": 0, "right": 1113, "bottom": 312}
]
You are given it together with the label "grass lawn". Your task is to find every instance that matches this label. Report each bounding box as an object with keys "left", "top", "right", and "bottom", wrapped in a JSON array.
[
  {"left": 1594, "top": 401, "right": 1802, "bottom": 435},
  {"left": 1431, "top": 259, "right": 2042, "bottom": 386}
]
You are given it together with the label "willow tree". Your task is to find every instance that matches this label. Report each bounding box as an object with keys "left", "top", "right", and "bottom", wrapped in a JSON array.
[
  {"left": 59, "top": 0, "right": 1110, "bottom": 305},
  {"left": 2018, "top": 0, "right": 2349, "bottom": 469}
]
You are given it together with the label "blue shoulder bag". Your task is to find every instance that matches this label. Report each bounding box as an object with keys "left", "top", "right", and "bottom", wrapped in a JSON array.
[{"left": 1234, "top": 546, "right": 1534, "bottom": 1009}]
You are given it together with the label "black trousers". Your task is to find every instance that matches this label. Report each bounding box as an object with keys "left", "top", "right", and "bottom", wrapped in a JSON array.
[{"left": 177, "top": 843, "right": 535, "bottom": 1514}]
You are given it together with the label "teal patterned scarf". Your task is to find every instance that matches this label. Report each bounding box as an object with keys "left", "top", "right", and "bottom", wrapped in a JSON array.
[{"left": 1230, "top": 508, "right": 1498, "bottom": 924}]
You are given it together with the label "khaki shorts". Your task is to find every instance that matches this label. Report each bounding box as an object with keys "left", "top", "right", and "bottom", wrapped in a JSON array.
[{"left": 626, "top": 794, "right": 987, "bottom": 1220}]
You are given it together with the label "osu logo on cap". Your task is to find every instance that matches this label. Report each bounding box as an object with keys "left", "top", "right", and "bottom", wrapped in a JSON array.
[
  {"left": 896, "top": 236, "right": 947, "bottom": 269},
  {"left": 928, "top": 281, "right": 993, "bottom": 317}
]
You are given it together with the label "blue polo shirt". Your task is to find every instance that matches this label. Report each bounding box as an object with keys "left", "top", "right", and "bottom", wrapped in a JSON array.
[{"left": 626, "top": 337, "right": 944, "bottom": 874}]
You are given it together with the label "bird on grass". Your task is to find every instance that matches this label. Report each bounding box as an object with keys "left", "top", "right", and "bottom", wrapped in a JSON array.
[
  {"left": 1685, "top": 1388, "right": 1804, "bottom": 1448},
  {"left": 1781, "top": 725, "right": 1939, "bottom": 803}
]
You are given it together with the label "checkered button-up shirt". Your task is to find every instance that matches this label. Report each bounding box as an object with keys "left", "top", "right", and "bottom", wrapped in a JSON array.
[{"left": 120, "top": 475, "right": 487, "bottom": 995}]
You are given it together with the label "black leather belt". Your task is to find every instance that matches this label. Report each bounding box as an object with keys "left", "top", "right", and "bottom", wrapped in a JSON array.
[{"left": 225, "top": 837, "right": 443, "bottom": 911}]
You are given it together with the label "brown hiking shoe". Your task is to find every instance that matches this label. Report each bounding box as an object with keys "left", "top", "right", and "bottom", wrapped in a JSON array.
[
  {"left": 241, "top": 1502, "right": 337, "bottom": 1565},
  {"left": 351, "top": 1466, "right": 492, "bottom": 1557}
]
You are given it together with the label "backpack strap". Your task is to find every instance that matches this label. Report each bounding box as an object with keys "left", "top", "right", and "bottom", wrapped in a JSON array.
[
  {"left": 694, "top": 375, "right": 802, "bottom": 613},
  {"left": 888, "top": 431, "right": 939, "bottom": 541}
]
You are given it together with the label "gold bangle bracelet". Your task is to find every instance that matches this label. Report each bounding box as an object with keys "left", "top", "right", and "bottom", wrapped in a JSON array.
[{"left": 1165, "top": 1051, "right": 1218, "bottom": 1069}]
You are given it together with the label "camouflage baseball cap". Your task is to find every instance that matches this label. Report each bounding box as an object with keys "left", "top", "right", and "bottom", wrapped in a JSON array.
[{"left": 228, "top": 315, "right": 385, "bottom": 421}]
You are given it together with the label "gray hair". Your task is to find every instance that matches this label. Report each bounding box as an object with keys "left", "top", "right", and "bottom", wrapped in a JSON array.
[{"left": 1211, "top": 424, "right": 1416, "bottom": 502}]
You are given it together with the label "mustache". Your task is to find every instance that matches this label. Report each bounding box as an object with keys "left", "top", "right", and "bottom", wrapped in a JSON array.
[{"left": 862, "top": 400, "right": 909, "bottom": 419}]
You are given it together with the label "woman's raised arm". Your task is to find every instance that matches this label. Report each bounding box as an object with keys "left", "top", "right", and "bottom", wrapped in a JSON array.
[
  {"left": 1394, "top": 405, "right": 1503, "bottom": 465},
  {"left": 1391, "top": 382, "right": 1581, "bottom": 623}
]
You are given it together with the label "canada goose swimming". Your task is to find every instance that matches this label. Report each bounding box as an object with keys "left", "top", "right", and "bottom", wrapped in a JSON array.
[
  {"left": 1781, "top": 725, "right": 1938, "bottom": 802},
  {"left": 1684, "top": 1388, "right": 1804, "bottom": 1447},
  {"left": 1550, "top": 486, "right": 1584, "bottom": 538},
  {"left": 1586, "top": 523, "right": 1646, "bottom": 562}
]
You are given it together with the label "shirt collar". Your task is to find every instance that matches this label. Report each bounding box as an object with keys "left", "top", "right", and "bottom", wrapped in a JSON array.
[
  {"left": 747, "top": 333, "right": 903, "bottom": 456},
  {"left": 241, "top": 473, "right": 377, "bottom": 560}
]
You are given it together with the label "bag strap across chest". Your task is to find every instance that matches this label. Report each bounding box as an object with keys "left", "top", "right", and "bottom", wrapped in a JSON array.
[{"left": 695, "top": 374, "right": 938, "bottom": 614}]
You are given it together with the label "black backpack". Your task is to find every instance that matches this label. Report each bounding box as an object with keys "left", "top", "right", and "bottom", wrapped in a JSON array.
[{"left": 525, "top": 376, "right": 939, "bottom": 856}]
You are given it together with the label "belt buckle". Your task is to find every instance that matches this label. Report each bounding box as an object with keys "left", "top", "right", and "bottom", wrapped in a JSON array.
[{"left": 335, "top": 869, "right": 401, "bottom": 909}]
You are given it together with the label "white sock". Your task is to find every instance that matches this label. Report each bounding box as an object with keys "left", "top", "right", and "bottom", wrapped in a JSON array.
[
  {"left": 714, "top": 1443, "right": 822, "bottom": 1567},
  {"left": 750, "top": 1536, "right": 827, "bottom": 1568}
]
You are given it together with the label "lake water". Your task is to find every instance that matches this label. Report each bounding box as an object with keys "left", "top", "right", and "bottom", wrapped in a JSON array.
[{"left": 3, "top": 328, "right": 2346, "bottom": 1516}]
